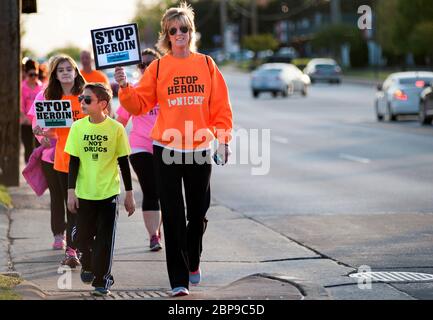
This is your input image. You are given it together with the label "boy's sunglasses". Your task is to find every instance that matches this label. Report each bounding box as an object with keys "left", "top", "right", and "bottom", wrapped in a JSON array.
[
  {"left": 168, "top": 26, "right": 189, "bottom": 36},
  {"left": 78, "top": 95, "right": 94, "bottom": 105}
]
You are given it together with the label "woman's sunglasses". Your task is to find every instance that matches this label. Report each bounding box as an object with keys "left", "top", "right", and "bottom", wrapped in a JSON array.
[
  {"left": 28, "top": 72, "right": 38, "bottom": 78},
  {"left": 168, "top": 26, "right": 189, "bottom": 36},
  {"left": 78, "top": 95, "right": 94, "bottom": 105}
]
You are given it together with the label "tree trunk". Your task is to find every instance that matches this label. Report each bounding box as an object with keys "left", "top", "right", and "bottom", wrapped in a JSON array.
[{"left": 0, "top": 0, "right": 20, "bottom": 186}]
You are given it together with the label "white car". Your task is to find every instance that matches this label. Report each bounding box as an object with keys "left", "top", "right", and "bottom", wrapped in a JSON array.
[
  {"left": 251, "top": 63, "right": 310, "bottom": 98},
  {"left": 375, "top": 72, "right": 433, "bottom": 121}
]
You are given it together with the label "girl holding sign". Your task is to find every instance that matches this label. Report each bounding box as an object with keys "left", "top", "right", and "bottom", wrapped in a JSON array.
[
  {"left": 34, "top": 55, "right": 87, "bottom": 268},
  {"left": 115, "top": 3, "right": 233, "bottom": 297},
  {"left": 116, "top": 48, "right": 162, "bottom": 252}
]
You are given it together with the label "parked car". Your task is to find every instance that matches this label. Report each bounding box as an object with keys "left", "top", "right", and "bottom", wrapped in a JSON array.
[
  {"left": 104, "top": 67, "right": 141, "bottom": 97},
  {"left": 419, "top": 79, "right": 433, "bottom": 125},
  {"left": 265, "top": 47, "right": 297, "bottom": 64},
  {"left": 303, "top": 58, "right": 342, "bottom": 84},
  {"left": 375, "top": 72, "right": 433, "bottom": 122},
  {"left": 250, "top": 63, "right": 310, "bottom": 98}
]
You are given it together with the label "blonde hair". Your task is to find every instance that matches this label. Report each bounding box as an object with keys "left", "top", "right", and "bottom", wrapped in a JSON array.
[{"left": 156, "top": 2, "right": 197, "bottom": 54}]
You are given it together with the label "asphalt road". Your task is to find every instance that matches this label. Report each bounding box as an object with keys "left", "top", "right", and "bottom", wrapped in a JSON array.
[{"left": 209, "top": 68, "right": 433, "bottom": 299}]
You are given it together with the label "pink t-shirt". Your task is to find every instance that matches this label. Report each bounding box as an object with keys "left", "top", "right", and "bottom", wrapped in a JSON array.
[
  {"left": 116, "top": 105, "right": 159, "bottom": 154},
  {"left": 27, "top": 91, "right": 56, "bottom": 164},
  {"left": 21, "top": 80, "right": 43, "bottom": 124}
]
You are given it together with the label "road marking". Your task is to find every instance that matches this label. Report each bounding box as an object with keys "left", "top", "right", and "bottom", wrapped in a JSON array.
[
  {"left": 339, "top": 153, "right": 371, "bottom": 164},
  {"left": 272, "top": 136, "right": 289, "bottom": 144}
]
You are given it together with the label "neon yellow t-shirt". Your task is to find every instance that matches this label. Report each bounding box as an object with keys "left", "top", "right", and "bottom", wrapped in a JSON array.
[{"left": 64, "top": 116, "right": 131, "bottom": 200}]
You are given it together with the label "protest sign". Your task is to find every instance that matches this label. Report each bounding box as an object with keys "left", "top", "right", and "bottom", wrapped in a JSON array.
[
  {"left": 91, "top": 23, "right": 142, "bottom": 70},
  {"left": 34, "top": 100, "right": 73, "bottom": 128}
]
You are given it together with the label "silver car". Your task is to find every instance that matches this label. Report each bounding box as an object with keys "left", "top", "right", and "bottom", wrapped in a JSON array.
[
  {"left": 375, "top": 72, "right": 433, "bottom": 122},
  {"left": 251, "top": 63, "right": 310, "bottom": 98},
  {"left": 303, "top": 58, "right": 342, "bottom": 84}
]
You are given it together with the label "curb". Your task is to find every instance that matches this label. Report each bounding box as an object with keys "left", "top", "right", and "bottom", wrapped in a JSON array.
[
  {"left": 258, "top": 273, "right": 331, "bottom": 300},
  {"left": 10, "top": 273, "right": 331, "bottom": 300}
]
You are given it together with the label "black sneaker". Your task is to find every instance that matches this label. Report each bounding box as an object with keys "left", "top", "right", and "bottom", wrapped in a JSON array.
[{"left": 80, "top": 270, "right": 94, "bottom": 284}]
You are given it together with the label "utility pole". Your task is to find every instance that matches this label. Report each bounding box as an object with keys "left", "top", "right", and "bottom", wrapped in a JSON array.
[
  {"left": 251, "top": 0, "right": 258, "bottom": 35},
  {"left": 330, "top": 0, "right": 342, "bottom": 24},
  {"left": 220, "top": 0, "right": 228, "bottom": 55},
  {"left": 0, "top": 0, "right": 21, "bottom": 186}
]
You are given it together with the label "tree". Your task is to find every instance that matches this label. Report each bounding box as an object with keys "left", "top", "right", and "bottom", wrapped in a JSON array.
[
  {"left": 242, "top": 33, "right": 279, "bottom": 53},
  {"left": 377, "top": 0, "right": 433, "bottom": 64},
  {"left": 46, "top": 45, "right": 82, "bottom": 61},
  {"left": 409, "top": 22, "right": 433, "bottom": 66}
]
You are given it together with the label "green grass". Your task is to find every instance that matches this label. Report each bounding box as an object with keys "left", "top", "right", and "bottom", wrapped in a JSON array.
[
  {"left": 0, "top": 274, "right": 22, "bottom": 300},
  {"left": 0, "top": 185, "right": 12, "bottom": 209},
  {"left": 343, "top": 69, "right": 394, "bottom": 82}
]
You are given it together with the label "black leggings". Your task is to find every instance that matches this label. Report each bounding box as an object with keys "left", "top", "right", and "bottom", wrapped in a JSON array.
[
  {"left": 129, "top": 152, "right": 160, "bottom": 211},
  {"left": 21, "top": 124, "right": 35, "bottom": 163},
  {"left": 41, "top": 161, "right": 66, "bottom": 236},
  {"left": 153, "top": 145, "right": 211, "bottom": 289},
  {"left": 57, "top": 171, "right": 77, "bottom": 249}
]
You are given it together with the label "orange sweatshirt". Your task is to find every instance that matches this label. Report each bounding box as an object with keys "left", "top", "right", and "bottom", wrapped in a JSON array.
[
  {"left": 53, "top": 95, "right": 85, "bottom": 173},
  {"left": 80, "top": 70, "right": 110, "bottom": 86},
  {"left": 118, "top": 52, "right": 232, "bottom": 150}
]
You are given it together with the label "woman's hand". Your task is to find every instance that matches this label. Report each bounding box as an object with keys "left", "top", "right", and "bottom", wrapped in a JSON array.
[
  {"left": 213, "top": 143, "right": 232, "bottom": 166},
  {"left": 114, "top": 66, "right": 128, "bottom": 88},
  {"left": 124, "top": 190, "right": 136, "bottom": 217}
]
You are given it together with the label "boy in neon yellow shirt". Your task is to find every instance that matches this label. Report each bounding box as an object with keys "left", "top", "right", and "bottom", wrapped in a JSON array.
[{"left": 65, "top": 83, "right": 135, "bottom": 297}]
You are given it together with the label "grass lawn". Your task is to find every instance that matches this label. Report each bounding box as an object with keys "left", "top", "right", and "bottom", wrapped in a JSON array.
[
  {"left": 343, "top": 69, "right": 395, "bottom": 82},
  {"left": 0, "top": 274, "right": 22, "bottom": 300},
  {"left": 0, "top": 185, "right": 12, "bottom": 209}
]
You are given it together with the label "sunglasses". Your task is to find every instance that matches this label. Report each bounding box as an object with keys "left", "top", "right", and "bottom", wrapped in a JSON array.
[
  {"left": 78, "top": 95, "right": 95, "bottom": 105},
  {"left": 28, "top": 73, "right": 38, "bottom": 77},
  {"left": 168, "top": 26, "right": 189, "bottom": 36}
]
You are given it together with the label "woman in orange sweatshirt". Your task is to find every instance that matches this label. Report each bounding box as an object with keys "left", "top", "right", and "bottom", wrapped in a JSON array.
[{"left": 115, "top": 3, "right": 233, "bottom": 297}]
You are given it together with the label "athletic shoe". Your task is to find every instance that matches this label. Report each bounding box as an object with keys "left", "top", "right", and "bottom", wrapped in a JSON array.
[
  {"left": 189, "top": 267, "right": 201, "bottom": 286},
  {"left": 52, "top": 234, "right": 66, "bottom": 250},
  {"left": 171, "top": 287, "right": 189, "bottom": 297},
  {"left": 60, "top": 247, "right": 81, "bottom": 268},
  {"left": 80, "top": 270, "right": 94, "bottom": 284},
  {"left": 150, "top": 235, "right": 162, "bottom": 251},
  {"left": 92, "top": 287, "right": 111, "bottom": 297}
]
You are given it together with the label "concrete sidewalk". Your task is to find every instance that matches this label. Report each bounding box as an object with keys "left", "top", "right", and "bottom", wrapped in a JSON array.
[{"left": 1, "top": 174, "right": 331, "bottom": 300}]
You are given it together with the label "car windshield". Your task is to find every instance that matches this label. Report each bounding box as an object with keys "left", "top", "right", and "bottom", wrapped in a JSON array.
[
  {"left": 257, "top": 69, "right": 282, "bottom": 75},
  {"left": 315, "top": 64, "right": 336, "bottom": 70},
  {"left": 399, "top": 77, "right": 433, "bottom": 86}
]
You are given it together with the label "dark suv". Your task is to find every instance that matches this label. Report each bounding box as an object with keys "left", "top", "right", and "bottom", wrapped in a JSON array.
[{"left": 419, "top": 81, "right": 433, "bottom": 125}]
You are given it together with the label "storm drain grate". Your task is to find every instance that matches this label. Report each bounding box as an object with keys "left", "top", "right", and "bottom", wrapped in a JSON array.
[
  {"left": 81, "top": 290, "right": 171, "bottom": 300},
  {"left": 349, "top": 272, "right": 433, "bottom": 283}
]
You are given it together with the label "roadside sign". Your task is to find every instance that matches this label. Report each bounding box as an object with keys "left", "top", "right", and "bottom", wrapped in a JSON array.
[
  {"left": 91, "top": 23, "right": 142, "bottom": 70},
  {"left": 34, "top": 100, "right": 73, "bottom": 128}
]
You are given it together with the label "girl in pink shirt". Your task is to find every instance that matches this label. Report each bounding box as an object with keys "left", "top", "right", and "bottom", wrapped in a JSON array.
[
  {"left": 21, "top": 59, "right": 43, "bottom": 163},
  {"left": 116, "top": 48, "right": 162, "bottom": 251}
]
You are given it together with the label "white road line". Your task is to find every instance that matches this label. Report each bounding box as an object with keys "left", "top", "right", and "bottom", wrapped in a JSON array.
[
  {"left": 272, "top": 136, "right": 289, "bottom": 144},
  {"left": 339, "top": 153, "right": 371, "bottom": 164}
]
